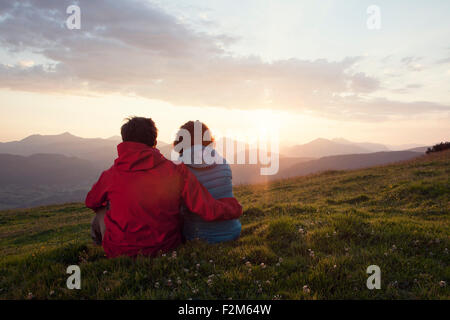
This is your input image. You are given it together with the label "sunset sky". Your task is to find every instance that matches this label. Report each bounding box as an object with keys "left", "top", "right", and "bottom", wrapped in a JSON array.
[{"left": 0, "top": 0, "right": 449, "bottom": 146}]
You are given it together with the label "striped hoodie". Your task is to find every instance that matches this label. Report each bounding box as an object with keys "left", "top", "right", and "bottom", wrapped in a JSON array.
[{"left": 180, "top": 145, "right": 241, "bottom": 243}]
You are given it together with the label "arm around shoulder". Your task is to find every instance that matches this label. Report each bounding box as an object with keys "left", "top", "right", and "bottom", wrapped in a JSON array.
[{"left": 177, "top": 162, "right": 243, "bottom": 222}]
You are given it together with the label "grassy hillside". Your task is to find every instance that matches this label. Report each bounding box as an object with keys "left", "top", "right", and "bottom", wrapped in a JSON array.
[{"left": 0, "top": 151, "right": 449, "bottom": 300}]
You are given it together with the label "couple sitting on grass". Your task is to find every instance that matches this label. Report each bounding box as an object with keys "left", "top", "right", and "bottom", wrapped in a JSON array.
[{"left": 86, "top": 117, "right": 242, "bottom": 258}]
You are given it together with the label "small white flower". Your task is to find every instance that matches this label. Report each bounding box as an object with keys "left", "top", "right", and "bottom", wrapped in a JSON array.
[{"left": 439, "top": 281, "right": 446, "bottom": 287}]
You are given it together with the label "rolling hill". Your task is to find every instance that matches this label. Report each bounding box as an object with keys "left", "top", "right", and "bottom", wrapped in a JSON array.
[
  {"left": 0, "top": 153, "right": 99, "bottom": 210},
  {"left": 281, "top": 138, "right": 375, "bottom": 157},
  {"left": 276, "top": 151, "right": 422, "bottom": 179},
  {"left": 0, "top": 153, "right": 97, "bottom": 186},
  {"left": 331, "top": 138, "right": 389, "bottom": 152},
  {"left": 0, "top": 150, "right": 448, "bottom": 299},
  {"left": 281, "top": 137, "right": 428, "bottom": 158}
]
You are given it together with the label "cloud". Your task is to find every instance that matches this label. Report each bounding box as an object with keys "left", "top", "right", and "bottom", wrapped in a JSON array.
[
  {"left": 400, "top": 56, "right": 425, "bottom": 72},
  {"left": 18, "top": 60, "right": 35, "bottom": 68},
  {"left": 390, "top": 83, "right": 423, "bottom": 94},
  {"left": 348, "top": 72, "right": 380, "bottom": 93},
  {"left": 400, "top": 56, "right": 422, "bottom": 64},
  {"left": 0, "top": 0, "right": 448, "bottom": 120},
  {"left": 436, "top": 57, "right": 450, "bottom": 64},
  {"left": 406, "top": 83, "right": 423, "bottom": 89}
]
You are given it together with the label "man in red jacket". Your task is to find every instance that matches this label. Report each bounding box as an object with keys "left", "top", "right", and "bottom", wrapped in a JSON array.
[{"left": 86, "top": 117, "right": 242, "bottom": 258}]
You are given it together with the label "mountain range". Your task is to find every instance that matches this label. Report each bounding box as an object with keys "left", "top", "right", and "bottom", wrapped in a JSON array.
[
  {"left": 279, "top": 137, "right": 423, "bottom": 157},
  {"left": 0, "top": 132, "right": 172, "bottom": 170},
  {"left": 0, "top": 133, "right": 430, "bottom": 209}
]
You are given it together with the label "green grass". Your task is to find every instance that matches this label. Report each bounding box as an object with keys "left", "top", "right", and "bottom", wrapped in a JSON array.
[{"left": 0, "top": 151, "right": 449, "bottom": 300}]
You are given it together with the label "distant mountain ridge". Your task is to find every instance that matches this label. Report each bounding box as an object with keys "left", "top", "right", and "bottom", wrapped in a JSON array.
[
  {"left": 331, "top": 138, "right": 389, "bottom": 152},
  {"left": 0, "top": 133, "right": 428, "bottom": 160},
  {"left": 282, "top": 138, "right": 373, "bottom": 158},
  {"left": 0, "top": 153, "right": 99, "bottom": 210},
  {"left": 0, "top": 153, "right": 97, "bottom": 186},
  {"left": 276, "top": 151, "right": 422, "bottom": 179},
  {"left": 0, "top": 133, "right": 428, "bottom": 209},
  {"left": 281, "top": 137, "right": 428, "bottom": 158},
  {"left": 0, "top": 132, "right": 171, "bottom": 170}
]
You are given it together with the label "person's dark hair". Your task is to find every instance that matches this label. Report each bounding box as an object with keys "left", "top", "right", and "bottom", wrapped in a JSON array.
[
  {"left": 173, "top": 120, "right": 214, "bottom": 153},
  {"left": 121, "top": 117, "right": 157, "bottom": 147}
]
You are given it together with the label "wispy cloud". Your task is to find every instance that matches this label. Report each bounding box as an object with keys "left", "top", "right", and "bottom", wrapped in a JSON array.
[{"left": 0, "top": 0, "right": 448, "bottom": 121}]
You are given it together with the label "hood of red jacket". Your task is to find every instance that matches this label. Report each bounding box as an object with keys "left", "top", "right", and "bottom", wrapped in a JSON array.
[{"left": 114, "top": 142, "right": 166, "bottom": 171}]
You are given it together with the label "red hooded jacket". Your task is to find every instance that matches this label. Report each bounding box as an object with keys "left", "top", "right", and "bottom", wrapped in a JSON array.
[{"left": 85, "top": 141, "right": 242, "bottom": 258}]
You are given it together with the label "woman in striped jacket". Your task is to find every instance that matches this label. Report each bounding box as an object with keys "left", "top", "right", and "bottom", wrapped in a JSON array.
[{"left": 173, "top": 121, "right": 242, "bottom": 243}]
